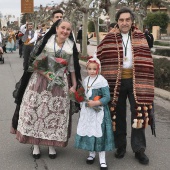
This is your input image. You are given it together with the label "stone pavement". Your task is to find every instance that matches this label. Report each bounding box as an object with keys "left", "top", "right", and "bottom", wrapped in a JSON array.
[{"left": 0, "top": 49, "right": 170, "bottom": 170}]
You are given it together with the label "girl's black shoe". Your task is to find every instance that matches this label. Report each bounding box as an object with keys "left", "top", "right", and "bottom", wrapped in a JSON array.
[
  {"left": 100, "top": 163, "right": 108, "bottom": 170},
  {"left": 86, "top": 156, "right": 95, "bottom": 164},
  {"left": 49, "top": 153, "right": 57, "bottom": 159},
  {"left": 33, "top": 153, "right": 41, "bottom": 159}
]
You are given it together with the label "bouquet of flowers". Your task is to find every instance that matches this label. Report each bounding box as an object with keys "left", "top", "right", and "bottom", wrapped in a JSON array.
[
  {"left": 69, "top": 86, "right": 85, "bottom": 103},
  {"left": 29, "top": 54, "right": 68, "bottom": 90},
  {"left": 69, "top": 85, "right": 102, "bottom": 112}
]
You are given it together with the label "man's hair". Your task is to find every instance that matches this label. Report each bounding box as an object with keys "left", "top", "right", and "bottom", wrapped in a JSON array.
[
  {"left": 52, "top": 9, "right": 63, "bottom": 18},
  {"left": 27, "top": 22, "right": 33, "bottom": 26},
  {"left": 115, "top": 7, "right": 135, "bottom": 22}
]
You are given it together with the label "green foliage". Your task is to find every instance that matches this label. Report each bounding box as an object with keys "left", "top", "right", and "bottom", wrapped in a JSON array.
[
  {"left": 99, "top": 18, "right": 106, "bottom": 32},
  {"left": 20, "top": 14, "right": 27, "bottom": 25},
  {"left": 154, "top": 41, "right": 170, "bottom": 46},
  {"left": 88, "top": 20, "right": 95, "bottom": 32},
  {"left": 153, "top": 48, "right": 170, "bottom": 57},
  {"left": 154, "top": 58, "right": 170, "bottom": 91},
  {"left": 144, "top": 12, "right": 169, "bottom": 31},
  {"left": 88, "top": 19, "right": 106, "bottom": 32}
]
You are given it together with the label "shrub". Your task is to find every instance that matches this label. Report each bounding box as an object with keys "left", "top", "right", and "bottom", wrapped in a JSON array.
[
  {"left": 153, "top": 49, "right": 170, "bottom": 57},
  {"left": 154, "top": 41, "right": 170, "bottom": 46},
  {"left": 88, "top": 20, "right": 95, "bottom": 32},
  {"left": 154, "top": 58, "right": 170, "bottom": 91},
  {"left": 144, "top": 12, "right": 169, "bottom": 31}
]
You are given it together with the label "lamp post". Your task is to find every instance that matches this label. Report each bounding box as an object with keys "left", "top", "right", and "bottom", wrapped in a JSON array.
[{"left": 97, "top": 0, "right": 102, "bottom": 32}]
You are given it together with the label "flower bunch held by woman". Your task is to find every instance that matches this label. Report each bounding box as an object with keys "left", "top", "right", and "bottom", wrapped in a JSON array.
[
  {"left": 75, "top": 57, "right": 115, "bottom": 170},
  {"left": 11, "top": 19, "right": 79, "bottom": 160},
  {"left": 29, "top": 46, "right": 69, "bottom": 90}
]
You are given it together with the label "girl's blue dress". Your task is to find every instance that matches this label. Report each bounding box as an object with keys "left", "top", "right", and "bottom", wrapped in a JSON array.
[{"left": 75, "top": 85, "right": 115, "bottom": 152}]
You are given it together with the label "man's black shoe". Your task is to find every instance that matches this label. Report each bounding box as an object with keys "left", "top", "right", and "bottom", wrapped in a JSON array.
[
  {"left": 115, "top": 148, "right": 126, "bottom": 158},
  {"left": 135, "top": 151, "right": 149, "bottom": 165}
]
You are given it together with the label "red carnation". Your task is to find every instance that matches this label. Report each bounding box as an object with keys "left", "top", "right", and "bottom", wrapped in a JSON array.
[
  {"left": 55, "top": 58, "right": 68, "bottom": 65},
  {"left": 75, "top": 91, "right": 84, "bottom": 102}
]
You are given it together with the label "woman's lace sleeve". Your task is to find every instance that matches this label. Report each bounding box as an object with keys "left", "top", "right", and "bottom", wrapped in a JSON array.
[{"left": 68, "top": 55, "right": 75, "bottom": 72}]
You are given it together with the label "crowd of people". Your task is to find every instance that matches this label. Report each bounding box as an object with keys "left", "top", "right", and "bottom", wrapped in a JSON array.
[{"left": 0, "top": 7, "right": 155, "bottom": 170}]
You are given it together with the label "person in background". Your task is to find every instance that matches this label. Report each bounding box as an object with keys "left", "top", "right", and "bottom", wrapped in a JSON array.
[
  {"left": 6, "top": 28, "right": 16, "bottom": 53},
  {"left": 108, "top": 23, "right": 116, "bottom": 32},
  {"left": 0, "top": 47, "right": 3, "bottom": 53},
  {"left": 0, "top": 30, "right": 2, "bottom": 46},
  {"left": 97, "top": 7, "right": 154, "bottom": 165},
  {"left": 144, "top": 28, "right": 154, "bottom": 49},
  {"left": 0, "top": 43, "right": 3, "bottom": 53},
  {"left": 36, "top": 23, "right": 48, "bottom": 42},
  {"left": 20, "top": 22, "right": 37, "bottom": 70},
  {"left": 15, "top": 30, "right": 20, "bottom": 49},
  {"left": 1, "top": 26, "right": 9, "bottom": 53},
  {"left": 51, "top": 9, "right": 63, "bottom": 23},
  {"left": 18, "top": 31, "right": 24, "bottom": 58},
  {"left": 76, "top": 24, "right": 83, "bottom": 52}
]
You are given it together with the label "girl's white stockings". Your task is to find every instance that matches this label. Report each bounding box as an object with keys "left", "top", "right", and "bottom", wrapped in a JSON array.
[
  {"left": 49, "top": 146, "right": 56, "bottom": 155},
  {"left": 99, "top": 151, "right": 107, "bottom": 167},
  {"left": 33, "top": 145, "right": 40, "bottom": 155}
]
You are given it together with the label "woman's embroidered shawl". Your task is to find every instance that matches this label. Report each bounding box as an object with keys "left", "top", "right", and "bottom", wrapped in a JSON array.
[{"left": 97, "top": 26, "right": 155, "bottom": 130}]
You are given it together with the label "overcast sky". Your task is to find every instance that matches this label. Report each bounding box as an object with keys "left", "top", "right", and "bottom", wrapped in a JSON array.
[{"left": 0, "top": 0, "right": 63, "bottom": 17}]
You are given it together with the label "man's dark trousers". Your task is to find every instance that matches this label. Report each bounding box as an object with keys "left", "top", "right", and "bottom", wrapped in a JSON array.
[
  {"left": 114, "top": 78, "right": 146, "bottom": 152},
  {"left": 23, "top": 44, "right": 34, "bottom": 71}
]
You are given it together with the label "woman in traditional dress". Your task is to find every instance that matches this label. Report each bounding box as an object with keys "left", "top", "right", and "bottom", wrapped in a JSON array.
[
  {"left": 6, "top": 28, "right": 16, "bottom": 52},
  {"left": 1, "top": 26, "right": 9, "bottom": 53},
  {"left": 12, "top": 19, "right": 79, "bottom": 159}
]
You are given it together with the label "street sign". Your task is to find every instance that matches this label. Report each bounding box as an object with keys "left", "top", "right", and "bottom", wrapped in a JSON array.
[{"left": 21, "top": 0, "right": 34, "bottom": 13}]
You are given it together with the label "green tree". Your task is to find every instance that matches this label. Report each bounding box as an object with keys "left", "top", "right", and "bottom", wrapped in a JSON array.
[
  {"left": 144, "top": 12, "right": 169, "bottom": 32},
  {"left": 88, "top": 20, "right": 95, "bottom": 32},
  {"left": 20, "top": 14, "right": 27, "bottom": 24}
]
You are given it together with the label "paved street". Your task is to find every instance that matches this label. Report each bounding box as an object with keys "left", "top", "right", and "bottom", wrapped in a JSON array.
[{"left": 0, "top": 48, "right": 170, "bottom": 170}]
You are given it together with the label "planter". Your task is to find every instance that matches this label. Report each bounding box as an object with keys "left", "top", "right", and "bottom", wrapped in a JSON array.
[{"left": 153, "top": 48, "right": 170, "bottom": 57}]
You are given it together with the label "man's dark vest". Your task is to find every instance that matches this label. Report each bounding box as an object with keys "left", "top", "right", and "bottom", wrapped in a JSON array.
[{"left": 22, "top": 30, "right": 35, "bottom": 43}]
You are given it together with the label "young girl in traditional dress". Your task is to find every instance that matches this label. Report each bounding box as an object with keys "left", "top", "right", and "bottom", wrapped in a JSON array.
[{"left": 75, "top": 57, "right": 114, "bottom": 170}]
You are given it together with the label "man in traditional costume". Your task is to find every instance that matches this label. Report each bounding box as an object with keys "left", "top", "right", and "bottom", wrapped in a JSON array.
[
  {"left": 97, "top": 7, "right": 155, "bottom": 165},
  {"left": 20, "top": 22, "right": 37, "bottom": 70}
]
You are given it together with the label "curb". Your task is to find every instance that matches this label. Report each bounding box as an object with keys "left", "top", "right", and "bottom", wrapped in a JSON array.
[
  {"left": 79, "top": 60, "right": 170, "bottom": 101},
  {"left": 154, "top": 87, "right": 170, "bottom": 101}
]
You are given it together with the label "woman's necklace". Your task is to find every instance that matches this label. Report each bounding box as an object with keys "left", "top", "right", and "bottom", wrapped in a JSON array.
[
  {"left": 54, "top": 35, "right": 65, "bottom": 57},
  {"left": 86, "top": 75, "right": 98, "bottom": 93}
]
